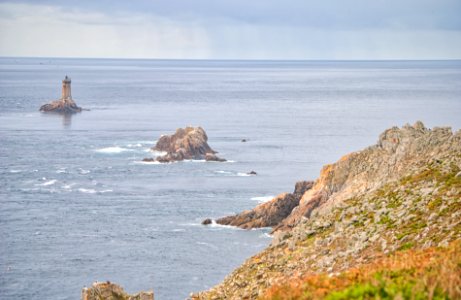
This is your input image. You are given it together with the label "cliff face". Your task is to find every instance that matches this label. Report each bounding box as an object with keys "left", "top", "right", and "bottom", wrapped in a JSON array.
[{"left": 192, "top": 122, "right": 461, "bottom": 299}]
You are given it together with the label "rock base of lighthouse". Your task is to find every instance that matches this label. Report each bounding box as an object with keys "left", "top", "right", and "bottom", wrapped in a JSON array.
[{"left": 39, "top": 99, "right": 82, "bottom": 114}]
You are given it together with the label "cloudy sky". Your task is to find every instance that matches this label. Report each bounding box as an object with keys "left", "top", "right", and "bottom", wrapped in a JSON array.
[{"left": 0, "top": 0, "right": 460, "bottom": 59}]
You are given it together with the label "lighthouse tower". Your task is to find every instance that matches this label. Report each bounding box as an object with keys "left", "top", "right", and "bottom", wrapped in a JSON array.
[{"left": 61, "top": 75, "right": 72, "bottom": 101}]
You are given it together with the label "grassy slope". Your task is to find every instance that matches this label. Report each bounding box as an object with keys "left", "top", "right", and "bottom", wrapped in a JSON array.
[{"left": 263, "top": 240, "right": 461, "bottom": 300}]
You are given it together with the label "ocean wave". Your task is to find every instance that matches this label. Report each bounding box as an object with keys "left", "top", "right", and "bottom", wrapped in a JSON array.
[
  {"left": 215, "top": 170, "right": 233, "bottom": 175},
  {"left": 56, "top": 168, "right": 67, "bottom": 174},
  {"left": 133, "top": 160, "right": 162, "bottom": 165},
  {"left": 95, "top": 146, "right": 134, "bottom": 154},
  {"left": 237, "top": 172, "right": 251, "bottom": 177},
  {"left": 78, "top": 168, "right": 91, "bottom": 174},
  {"left": 250, "top": 195, "right": 274, "bottom": 203},
  {"left": 9, "top": 169, "right": 22, "bottom": 173},
  {"left": 40, "top": 179, "right": 57, "bottom": 186},
  {"left": 209, "top": 220, "right": 242, "bottom": 230},
  {"left": 62, "top": 183, "right": 76, "bottom": 189},
  {"left": 126, "top": 143, "right": 143, "bottom": 148},
  {"left": 78, "top": 188, "right": 97, "bottom": 194}
]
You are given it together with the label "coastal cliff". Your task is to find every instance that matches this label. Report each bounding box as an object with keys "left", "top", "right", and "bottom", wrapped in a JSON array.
[{"left": 193, "top": 122, "right": 461, "bottom": 299}]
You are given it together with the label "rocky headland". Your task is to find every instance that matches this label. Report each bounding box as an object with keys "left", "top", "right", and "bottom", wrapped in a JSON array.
[
  {"left": 143, "top": 127, "right": 226, "bottom": 163},
  {"left": 192, "top": 122, "right": 461, "bottom": 299},
  {"left": 82, "top": 281, "right": 153, "bottom": 300},
  {"left": 39, "top": 98, "right": 82, "bottom": 114}
]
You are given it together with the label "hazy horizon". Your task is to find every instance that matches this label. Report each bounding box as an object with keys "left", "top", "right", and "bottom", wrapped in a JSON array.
[{"left": 1, "top": 1, "right": 460, "bottom": 60}]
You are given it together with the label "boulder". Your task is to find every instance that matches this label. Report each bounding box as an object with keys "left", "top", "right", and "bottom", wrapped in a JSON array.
[
  {"left": 82, "top": 281, "right": 153, "bottom": 300},
  {"left": 202, "top": 218, "right": 212, "bottom": 225},
  {"left": 40, "top": 99, "right": 82, "bottom": 114},
  {"left": 144, "top": 127, "right": 226, "bottom": 163}
]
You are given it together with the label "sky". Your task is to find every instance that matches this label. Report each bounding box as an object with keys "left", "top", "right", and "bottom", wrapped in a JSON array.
[{"left": 0, "top": 0, "right": 460, "bottom": 59}]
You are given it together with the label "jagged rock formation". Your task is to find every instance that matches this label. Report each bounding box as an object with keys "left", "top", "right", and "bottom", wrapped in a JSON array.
[
  {"left": 210, "top": 181, "right": 313, "bottom": 229},
  {"left": 82, "top": 282, "right": 153, "bottom": 300},
  {"left": 40, "top": 99, "right": 82, "bottom": 114},
  {"left": 192, "top": 122, "right": 461, "bottom": 299},
  {"left": 143, "top": 127, "right": 226, "bottom": 163}
]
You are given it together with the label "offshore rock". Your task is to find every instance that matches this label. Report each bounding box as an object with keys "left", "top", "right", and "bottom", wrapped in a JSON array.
[
  {"left": 214, "top": 181, "right": 314, "bottom": 229},
  {"left": 202, "top": 218, "right": 212, "bottom": 225},
  {"left": 145, "top": 127, "right": 226, "bottom": 163},
  {"left": 39, "top": 99, "right": 82, "bottom": 114},
  {"left": 82, "top": 281, "right": 153, "bottom": 300}
]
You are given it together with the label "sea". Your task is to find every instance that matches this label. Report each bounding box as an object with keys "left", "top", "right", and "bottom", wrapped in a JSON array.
[{"left": 1, "top": 58, "right": 460, "bottom": 299}]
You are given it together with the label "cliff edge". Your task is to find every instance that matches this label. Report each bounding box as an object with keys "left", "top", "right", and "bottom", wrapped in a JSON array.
[{"left": 192, "top": 122, "right": 461, "bottom": 299}]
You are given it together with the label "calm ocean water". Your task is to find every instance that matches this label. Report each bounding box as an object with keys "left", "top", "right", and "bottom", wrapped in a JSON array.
[{"left": 0, "top": 58, "right": 460, "bottom": 299}]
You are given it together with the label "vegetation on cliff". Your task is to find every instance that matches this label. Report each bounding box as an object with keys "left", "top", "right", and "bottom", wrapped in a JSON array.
[{"left": 192, "top": 122, "right": 461, "bottom": 299}]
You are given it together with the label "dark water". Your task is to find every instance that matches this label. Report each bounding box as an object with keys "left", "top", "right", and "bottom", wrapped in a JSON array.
[{"left": 0, "top": 58, "right": 460, "bottom": 299}]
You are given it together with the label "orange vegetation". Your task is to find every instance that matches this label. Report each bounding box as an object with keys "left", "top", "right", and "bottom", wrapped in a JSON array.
[{"left": 262, "top": 240, "right": 461, "bottom": 300}]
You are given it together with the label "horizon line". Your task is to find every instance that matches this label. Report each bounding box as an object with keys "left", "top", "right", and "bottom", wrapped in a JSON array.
[{"left": 1, "top": 56, "right": 461, "bottom": 62}]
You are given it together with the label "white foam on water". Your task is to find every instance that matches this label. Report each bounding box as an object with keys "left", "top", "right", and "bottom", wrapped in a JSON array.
[
  {"left": 250, "top": 195, "right": 275, "bottom": 203},
  {"left": 237, "top": 172, "right": 251, "bottom": 177},
  {"left": 78, "top": 188, "right": 97, "bottom": 194},
  {"left": 171, "top": 229, "right": 186, "bottom": 232},
  {"left": 9, "top": 169, "right": 22, "bottom": 173},
  {"left": 56, "top": 169, "right": 67, "bottom": 174},
  {"left": 62, "top": 183, "right": 76, "bottom": 189},
  {"left": 209, "top": 220, "right": 241, "bottom": 230},
  {"left": 78, "top": 168, "right": 91, "bottom": 174},
  {"left": 260, "top": 232, "right": 273, "bottom": 239},
  {"left": 127, "top": 143, "right": 143, "bottom": 148},
  {"left": 133, "top": 160, "right": 162, "bottom": 165},
  {"left": 40, "top": 179, "right": 57, "bottom": 186},
  {"left": 99, "top": 189, "right": 113, "bottom": 193},
  {"left": 215, "top": 170, "right": 233, "bottom": 175},
  {"left": 150, "top": 150, "right": 167, "bottom": 156},
  {"left": 95, "top": 146, "right": 133, "bottom": 154},
  {"left": 184, "top": 159, "right": 206, "bottom": 163}
]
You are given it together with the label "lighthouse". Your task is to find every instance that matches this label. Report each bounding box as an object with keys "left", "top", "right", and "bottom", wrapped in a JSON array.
[
  {"left": 39, "top": 75, "right": 83, "bottom": 113},
  {"left": 61, "top": 75, "right": 72, "bottom": 101}
]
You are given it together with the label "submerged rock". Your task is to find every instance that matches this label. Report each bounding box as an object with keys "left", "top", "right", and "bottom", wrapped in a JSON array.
[
  {"left": 144, "top": 127, "right": 226, "bottom": 163},
  {"left": 82, "top": 281, "right": 153, "bottom": 300}
]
